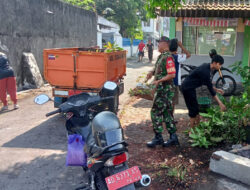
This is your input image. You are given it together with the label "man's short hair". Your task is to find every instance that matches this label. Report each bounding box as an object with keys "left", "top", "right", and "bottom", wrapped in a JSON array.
[
  {"left": 170, "top": 38, "right": 178, "bottom": 52},
  {"left": 157, "top": 36, "right": 170, "bottom": 43},
  {"left": 212, "top": 54, "right": 224, "bottom": 65}
]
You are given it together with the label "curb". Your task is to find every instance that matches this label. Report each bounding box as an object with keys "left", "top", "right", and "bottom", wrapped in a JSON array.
[
  {"left": 17, "top": 84, "right": 50, "bottom": 95},
  {"left": 210, "top": 150, "right": 250, "bottom": 186}
]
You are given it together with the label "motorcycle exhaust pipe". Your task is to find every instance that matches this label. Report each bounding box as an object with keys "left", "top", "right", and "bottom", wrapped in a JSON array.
[{"left": 135, "top": 174, "right": 151, "bottom": 187}]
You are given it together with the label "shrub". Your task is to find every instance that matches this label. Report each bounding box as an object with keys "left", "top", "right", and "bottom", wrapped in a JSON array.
[{"left": 189, "top": 61, "right": 250, "bottom": 148}]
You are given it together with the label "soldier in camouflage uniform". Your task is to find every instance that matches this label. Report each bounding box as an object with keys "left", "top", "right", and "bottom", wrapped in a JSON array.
[{"left": 146, "top": 36, "right": 179, "bottom": 148}]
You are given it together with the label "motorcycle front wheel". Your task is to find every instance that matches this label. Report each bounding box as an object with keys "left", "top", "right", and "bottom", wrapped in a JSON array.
[
  {"left": 215, "top": 75, "right": 236, "bottom": 96},
  {"left": 95, "top": 163, "right": 135, "bottom": 190}
]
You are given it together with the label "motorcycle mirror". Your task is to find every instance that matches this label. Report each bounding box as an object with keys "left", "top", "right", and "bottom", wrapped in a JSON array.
[
  {"left": 34, "top": 94, "right": 50, "bottom": 105},
  {"left": 103, "top": 81, "right": 117, "bottom": 90}
]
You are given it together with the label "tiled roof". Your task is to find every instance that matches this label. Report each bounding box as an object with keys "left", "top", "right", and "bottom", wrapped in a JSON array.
[{"left": 158, "top": 0, "right": 250, "bottom": 18}]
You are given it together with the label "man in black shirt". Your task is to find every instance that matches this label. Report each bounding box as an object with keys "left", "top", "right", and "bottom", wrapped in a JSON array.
[
  {"left": 147, "top": 39, "right": 154, "bottom": 63},
  {"left": 181, "top": 55, "right": 226, "bottom": 128}
]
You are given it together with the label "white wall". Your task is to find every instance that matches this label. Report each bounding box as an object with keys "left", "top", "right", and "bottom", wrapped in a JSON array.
[
  {"left": 142, "top": 19, "right": 155, "bottom": 33},
  {"left": 123, "top": 46, "right": 131, "bottom": 58},
  {"left": 132, "top": 45, "right": 138, "bottom": 55},
  {"left": 122, "top": 45, "right": 140, "bottom": 58},
  {"left": 114, "top": 34, "right": 122, "bottom": 48},
  {"left": 97, "top": 31, "right": 102, "bottom": 48},
  {"left": 162, "top": 17, "right": 170, "bottom": 37}
]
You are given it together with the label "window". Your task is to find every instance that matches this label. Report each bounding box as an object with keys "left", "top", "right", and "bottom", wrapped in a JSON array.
[
  {"left": 144, "top": 20, "right": 151, "bottom": 27},
  {"left": 183, "top": 26, "right": 197, "bottom": 54},
  {"left": 183, "top": 26, "right": 237, "bottom": 56}
]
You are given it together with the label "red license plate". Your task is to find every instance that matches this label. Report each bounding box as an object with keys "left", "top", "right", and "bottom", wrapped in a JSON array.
[{"left": 105, "top": 166, "right": 141, "bottom": 190}]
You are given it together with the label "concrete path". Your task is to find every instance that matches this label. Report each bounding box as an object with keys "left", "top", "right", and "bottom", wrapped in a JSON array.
[{"left": 119, "top": 51, "right": 159, "bottom": 111}]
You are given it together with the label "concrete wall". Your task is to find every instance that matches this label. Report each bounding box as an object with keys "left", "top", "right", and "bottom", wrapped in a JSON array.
[
  {"left": 0, "top": 0, "right": 97, "bottom": 86},
  {"left": 97, "top": 31, "right": 102, "bottom": 48},
  {"left": 122, "top": 46, "right": 138, "bottom": 58},
  {"left": 114, "top": 34, "right": 123, "bottom": 48},
  {"left": 123, "top": 46, "right": 131, "bottom": 58}
]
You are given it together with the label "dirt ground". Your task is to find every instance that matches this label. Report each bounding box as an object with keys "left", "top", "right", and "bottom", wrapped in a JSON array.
[{"left": 120, "top": 97, "right": 223, "bottom": 190}]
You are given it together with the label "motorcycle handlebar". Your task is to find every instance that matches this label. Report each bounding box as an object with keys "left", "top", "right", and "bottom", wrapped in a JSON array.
[
  {"left": 47, "top": 96, "right": 114, "bottom": 116},
  {"left": 86, "top": 96, "right": 114, "bottom": 110},
  {"left": 101, "top": 96, "right": 114, "bottom": 101},
  {"left": 181, "top": 63, "right": 188, "bottom": 67},
  {"left": 181, "top": 64, "right": 193, "bottom": 68},
  {"left": 101, "top": 141, "right": 128, "bottom": 154},
  {"left": 46, "top": 109, "right": 61, "bottom": 117},
  {"left": 220, "top": 67, "right": 233, "bottom": 73}
]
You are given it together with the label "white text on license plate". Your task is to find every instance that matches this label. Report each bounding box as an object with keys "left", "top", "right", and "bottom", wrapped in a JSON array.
[{"left": 105, "top": 166, "right": 141, "bottom": 190}]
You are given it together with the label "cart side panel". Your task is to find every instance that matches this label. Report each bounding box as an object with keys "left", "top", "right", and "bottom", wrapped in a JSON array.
[
  {"left": 76, "top": 53, "right": 107, "bottom": 89},
  {"left": 44, "top": 49, "right": 75, "bottom": 88},
  {"left": 106, "top": 51, "right": 126, "bottom": 82}
]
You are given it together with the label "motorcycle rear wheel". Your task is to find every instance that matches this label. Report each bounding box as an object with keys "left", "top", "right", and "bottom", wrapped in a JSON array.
[{"left": 215, "top": 75, "right": 236, "bottom": 96}]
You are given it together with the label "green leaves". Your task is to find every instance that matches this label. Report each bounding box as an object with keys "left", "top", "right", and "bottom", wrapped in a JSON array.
[
  {"left": 104, "top": 42, "right": 124, "bottom": 52},
  {"left": 63, "top": 0, "right": 95, "bottom": 11},
  {"left": 210, "top": 137, "right": 224, "bottom": 143},
  {"left": 145, "top": 0, "right": 183, "bottom": 18},
  {"left": 189, "top": 128, "right": 212, "bottom": 148},
  {"left": 189, "top": 68, "right": 250, "bottom": 148},
  {"left": 95, "top": 0, "right": 147, "bottom": 39},
  {"left": 199, "top": 113, "right": 212, "bottom": 118},
  {"left": 230, "top": 61, "right": 250, "bottom": 93},
  {"left": 64, "top": 0, "right": 147, "bottom": 39},
  {"left": 189, "top": 89, "right": 249, "bottom": 148},
  {"left": 167, "top": 164, "right": 187, "bottom": 182}
]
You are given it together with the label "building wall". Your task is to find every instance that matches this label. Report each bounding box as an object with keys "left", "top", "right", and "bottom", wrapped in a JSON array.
[
  {"left": 175, "top": 18, "right": 245, "bottom": 82},
  {"left": 97, "top": 31, "right": 102, "bottom": 48},
  {"left": 0, "top": 0, "right": 97, "bottom": 85},
  {"left": 162, "top": 17, "right": 170, "bottom": 37},
  {"left": 169, "top": 17, "right": 176, "bottom": 39},
  {"left": 122, "top": 38, "right": 139, "bottom": 58},
  {"left": 242, "top": 25, "right": 250, "bottom": 67},
  {"left": 142, "top": 19, "right": 155, "bottom": 33},
  {"left": 114, "top": 34, "right": 123, "bottom": 48}
]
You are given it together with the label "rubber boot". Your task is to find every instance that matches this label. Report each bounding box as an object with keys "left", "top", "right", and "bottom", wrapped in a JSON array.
[
  {"left": 163, "top": 133, "right": 179, "bottom": 147},
  {"left": 147, "top": 133, "right": 164, "bottom": 148}
]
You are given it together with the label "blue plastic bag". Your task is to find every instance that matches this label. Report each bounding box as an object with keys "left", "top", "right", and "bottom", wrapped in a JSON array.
[{"left": 66, "top": 134, "right": 87, "bottom": 166}]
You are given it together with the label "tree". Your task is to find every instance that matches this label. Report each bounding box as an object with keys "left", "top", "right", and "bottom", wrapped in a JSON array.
[
  {"left": 63, "top": 0, "right": 147, "bottom": 39},
  {"left": 145, "top": 0, "right": 183, "bottom": 18},
  {"left": 62, "top": 0, "right": 95, "bottom": 11},
  {"left": 95, "top": 0, "right": 147, "bottom": 39}
]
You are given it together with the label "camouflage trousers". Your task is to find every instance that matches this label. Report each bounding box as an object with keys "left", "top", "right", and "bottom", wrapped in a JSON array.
[{"left": 151, "top": 90, "right": 176, "bottom": 134}]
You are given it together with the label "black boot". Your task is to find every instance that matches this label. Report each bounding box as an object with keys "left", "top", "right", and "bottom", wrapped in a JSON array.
[
  {"left": 147, "top": 133, "right": 164, "bottom": 148},
  {"left": 163, "top": 133, "right": 179, "bottom": 147}
]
